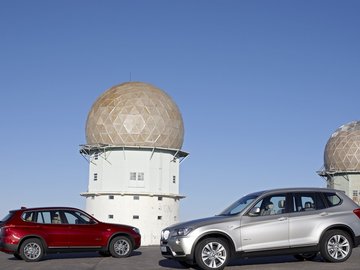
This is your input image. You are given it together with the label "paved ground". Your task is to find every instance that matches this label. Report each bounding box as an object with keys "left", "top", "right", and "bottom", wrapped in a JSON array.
[{"left": 1, "top": 246, "right": 360, "bottom": 270}]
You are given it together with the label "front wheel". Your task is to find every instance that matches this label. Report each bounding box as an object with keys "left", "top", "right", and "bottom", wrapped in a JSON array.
[
  {"left": 19, "top": 238, "right": 44, "bottom": 262},
  {"left": 109, "top": 236, "right": 133, "bottom": 258},
  {"left": 320, "top": 230, "right": 352, "bottom": 262},
  {"left": 195, "top": 238, "right": 230, "bottom": 270}
]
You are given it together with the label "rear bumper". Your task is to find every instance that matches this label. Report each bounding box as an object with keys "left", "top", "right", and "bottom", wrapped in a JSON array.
[{"left": 0, "top": 241, "right": 17, "bottom": 254}]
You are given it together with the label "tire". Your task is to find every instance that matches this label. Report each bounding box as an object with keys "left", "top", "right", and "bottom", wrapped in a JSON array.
[
  {"left": 19, "top": 238, "right": 44, "bottom": 262},
  {"left": 109, "top": 236, "right": 133, "bottom": 258},
  {"left": 195, "top": 238, "right": 230, "bottom": 270},
  {"left": 294, "top": 253, "right": 317, "bottom": 261},
  {"left": 320, "top": 230, "right": 352, "bottom": 262}
]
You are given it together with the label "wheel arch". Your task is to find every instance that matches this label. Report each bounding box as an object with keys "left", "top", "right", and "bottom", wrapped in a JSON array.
[
  {"left": 191, "top": 231, "right": 236, "bottom": 259},
  {"left": 18, "top": 235, "right": 47, "bottom": 253},
  {"left": 319, "top": 224, "right": 356, "bottom": 247},
  {"left": 106, "top": 233, "right": 134, "bottom": 250}
]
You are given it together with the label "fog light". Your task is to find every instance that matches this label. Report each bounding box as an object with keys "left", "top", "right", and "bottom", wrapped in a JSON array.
[{"left": 175, "top": 239, "right": 181, "bottom": 245}]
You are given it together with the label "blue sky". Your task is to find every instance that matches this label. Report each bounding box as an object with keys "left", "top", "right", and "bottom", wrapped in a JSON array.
[{"left": 1, "top": 0, "right": 360, "bottom": 220}]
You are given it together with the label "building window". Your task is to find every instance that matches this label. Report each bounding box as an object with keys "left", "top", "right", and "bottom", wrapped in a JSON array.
[
  {"left": 93, "top": 173, "right": 98, "bottom": 181},
  {"left": 129, "top": 172, "right": 145, "bottom": 188},
  {"left": 109, "top": 195, "right": 114, "bottom": 200},
  {"left": 158, "top": 196, "right": 163, "bottom": 201},
  {"left": 94, "top": 153, "right": 98, "bottom": 160},
  {"left": 133, "top": 196, "right": 139, "bottom": 200},
  {"left": 108, "top": 215, "right": 114, "bottom": 219},
  {"left": 158, "top": 216, "right": 162, "bottom": 220},
  {"left": 138, "top": 172, "right": 144, "bottom": 181},
  {"left": 353, "top": 190, "right": 359, "bottom": 197},
  {"left": 173, "top": 176, "right": 176, "bottom": 183},
  {"left": 133, "top": 215, "right": 139, "bottom": 220},
  {"left": 130, "top": 172, "right": 144, "bottom": 181},
  {"left": 130, "top": 172, "right": 137, "bottom": 180}
]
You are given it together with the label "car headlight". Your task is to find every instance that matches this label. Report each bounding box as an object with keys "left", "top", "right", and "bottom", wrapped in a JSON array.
[
  {"left": 132, "top": 227, "right": 140, "bottom": 234},
  {"left": 161, "top": 229, "right": 170, "bottom": 240},
  {"left": 173, "top": 227, "right": 193, "bottom": 237}
]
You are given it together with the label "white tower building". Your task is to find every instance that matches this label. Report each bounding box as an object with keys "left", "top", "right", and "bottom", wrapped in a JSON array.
[
  {"left": 318, "top": 121, "right": 360, "bottom": 205},
  {"left": 80, "top": 82, "right": 188, "bottom": 245}
]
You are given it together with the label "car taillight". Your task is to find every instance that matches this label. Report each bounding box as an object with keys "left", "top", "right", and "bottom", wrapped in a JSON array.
[{"left": 353, "top": 208, "right": 360, "bottom": 219}]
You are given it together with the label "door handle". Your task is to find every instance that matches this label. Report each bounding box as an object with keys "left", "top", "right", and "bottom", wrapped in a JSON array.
[
  {"left": 320, "top": 212, "right": 328, "bottom": 216},
  {"left": 277, "top": 217, "right": 287, "bottom": 221}
]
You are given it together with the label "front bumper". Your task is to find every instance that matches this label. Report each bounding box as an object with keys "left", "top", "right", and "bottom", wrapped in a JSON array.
[{"left": 160, "top": 237, "right": 194, "bottom": 261}]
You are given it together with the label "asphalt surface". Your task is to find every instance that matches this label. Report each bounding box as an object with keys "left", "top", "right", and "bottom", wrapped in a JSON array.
[{"left": 1, "top": 246, "right": 360, "bottom": 270}]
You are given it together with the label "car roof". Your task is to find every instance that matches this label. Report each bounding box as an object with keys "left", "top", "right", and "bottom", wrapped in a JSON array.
[
  {"left": 12, "top": 207, "right": 83, "bottom": 212},
  {"left": 250, "top": 187, "right": 341, "bottom": 196}
]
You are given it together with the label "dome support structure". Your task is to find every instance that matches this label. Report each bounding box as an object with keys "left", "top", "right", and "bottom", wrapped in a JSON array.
[{"left": 318, "top": 121, "right": 360, "bottom": 205}]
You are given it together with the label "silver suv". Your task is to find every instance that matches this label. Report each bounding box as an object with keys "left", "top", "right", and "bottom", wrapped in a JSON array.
[{"left": 160, "top": 188, "right": 360, "bottom": 270}]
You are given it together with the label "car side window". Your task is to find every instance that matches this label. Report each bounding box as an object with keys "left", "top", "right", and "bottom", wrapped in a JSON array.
[
  {"left": 252, "top": 194, "right": 287, "bottom": 216},
  {"left": 292, "top": 192, "right": 325, "bottom": 212},
  {"left": 22, "top": 211, "right": 35, "bottom": 222},
  {"left": 36, "top": 211, "right": 51, "bottom": 224},
  {"left": 64, "top": 211, "right": 92, "bottom": 225},
  {"left": 323, "top": 192, "right": 342, "bottom": 207}
]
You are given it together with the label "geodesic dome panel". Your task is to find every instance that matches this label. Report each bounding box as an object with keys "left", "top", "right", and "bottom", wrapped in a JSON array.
[
  {"left": 86, "top": 82, "right": 184, "bottom": 149},
  {"left": 324, "top": 121, "right": 360, "bottom": 172}
]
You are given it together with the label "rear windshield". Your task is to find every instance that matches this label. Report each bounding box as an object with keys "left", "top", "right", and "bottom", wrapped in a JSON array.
[{"left": 1, "top": 212, "right": 14, "bottom": 223}]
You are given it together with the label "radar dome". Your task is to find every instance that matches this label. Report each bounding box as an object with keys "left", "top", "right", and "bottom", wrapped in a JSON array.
[
  {"left": 324, "top": 121, "right": 360, "bottom": 172},
  {"left": 86, "top": 82, "right": 184, "bottom": 149}
]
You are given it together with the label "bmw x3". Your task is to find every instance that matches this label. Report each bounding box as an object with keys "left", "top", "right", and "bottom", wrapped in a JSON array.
[
  {"left": 0, "top": 207, "right": 141, "bottom": 261},
  {"left": 160, "top": 188, "right": 360, "bottom": 270}
]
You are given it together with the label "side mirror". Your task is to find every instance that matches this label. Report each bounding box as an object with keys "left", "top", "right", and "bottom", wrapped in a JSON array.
[{"left": 249, "top": 207, "right": 261, "bottom": 216}]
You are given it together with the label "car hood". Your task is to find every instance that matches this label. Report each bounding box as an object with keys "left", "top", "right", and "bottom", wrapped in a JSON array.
[{"left": 167, "top": 215, "right": 232, "bottom": 230}]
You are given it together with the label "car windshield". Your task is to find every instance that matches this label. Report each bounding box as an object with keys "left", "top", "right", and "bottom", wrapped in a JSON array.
[{"left": 218, "top": 193, "right": 261, "bottom": 216}]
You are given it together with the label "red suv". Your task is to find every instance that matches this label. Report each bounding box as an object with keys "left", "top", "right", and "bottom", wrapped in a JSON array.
[{"left": 0, "top": 207, "right": 141, "bottom": 262}]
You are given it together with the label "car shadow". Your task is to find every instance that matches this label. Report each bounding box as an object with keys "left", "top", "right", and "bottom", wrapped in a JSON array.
[
  {"left": 8, "top": 251, "right": 143, "bottom": 261},
  {"left": 159, "top": 255, "right": 323, "bottom": 269},
  {"left": 158, "top": 259, "right": 190, "bottom": 269}
]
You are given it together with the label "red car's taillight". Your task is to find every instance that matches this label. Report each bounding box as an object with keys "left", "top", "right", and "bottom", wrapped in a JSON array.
[{"left": 353, "top": 208, "right": 360, "bottom": 219}]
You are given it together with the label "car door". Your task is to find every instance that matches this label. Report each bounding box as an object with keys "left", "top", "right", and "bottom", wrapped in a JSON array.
[
  {"left": 288, "top": 192, "right": 326, "bottom": 246},
  {"left": 35, "top": 210, "right": 69, "bottom": 247},
  {"left": 240, "top": 193, "right": 289, "bottom": 252},
  {"left": 61, "top": 210, "right": 103, "bottom": 248}
]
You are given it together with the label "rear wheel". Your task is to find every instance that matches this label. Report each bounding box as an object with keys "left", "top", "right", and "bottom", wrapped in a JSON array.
[
  {"left": 195, "top": 238, "right": 229, "bottom": 270},
  {"left": 19, "top": 238, "right": 44, "bottom": 262},
  {"left": 320, "top": 230, "right": 352, "bottom": 262},
  {"left": 109, "top": 236, "right": 133, "bottom": 258}
]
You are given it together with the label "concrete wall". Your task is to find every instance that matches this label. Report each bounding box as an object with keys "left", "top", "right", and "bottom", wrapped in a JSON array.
[
  {"left": 327, "top": 174, "right": 360, "bottom": 205},
  {"left": 85, "top": 194, "right": 180, "bottom": 245},
  {"left": 82, "top": 148, "right": 182, "bottom": 245}
]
